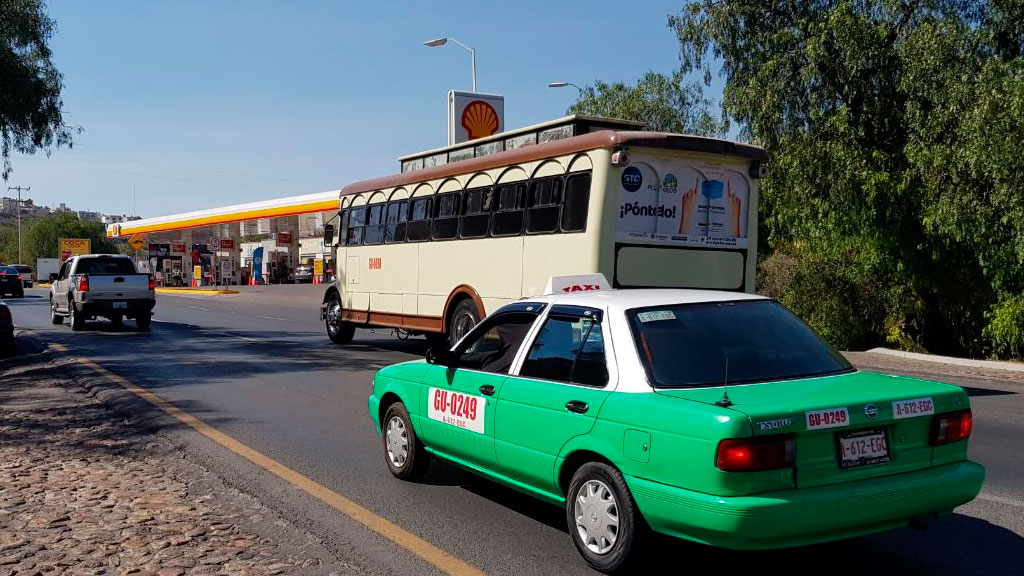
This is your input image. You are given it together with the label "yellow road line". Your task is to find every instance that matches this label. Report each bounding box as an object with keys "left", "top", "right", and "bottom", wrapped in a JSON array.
[{"left": 49, "top": 343, "right": 487, "bottom": 576}]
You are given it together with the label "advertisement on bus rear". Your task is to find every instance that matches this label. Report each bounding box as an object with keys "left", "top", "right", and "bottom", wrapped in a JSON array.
[{"left": 616, "top": 154, "right": 750, "bottom": 248}]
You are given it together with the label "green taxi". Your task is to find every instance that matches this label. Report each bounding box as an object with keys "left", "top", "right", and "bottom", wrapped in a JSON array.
[{"left": 367, "top": 287, "right": 984, "bottom": 573}]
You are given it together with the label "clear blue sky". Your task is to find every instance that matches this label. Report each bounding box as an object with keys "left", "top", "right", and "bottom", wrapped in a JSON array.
[{"left": 9, "top": 0, "right": 723, "bottom": 218}]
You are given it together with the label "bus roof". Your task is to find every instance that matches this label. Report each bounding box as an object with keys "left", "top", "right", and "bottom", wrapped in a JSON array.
[{"left": 340, "top": 129, "right": 768, "bottom": 198}]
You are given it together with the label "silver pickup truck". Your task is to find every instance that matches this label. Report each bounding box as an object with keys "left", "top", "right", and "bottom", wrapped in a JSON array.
[{"left": 49, "top": 254, "right": 155, "bottom": 331}]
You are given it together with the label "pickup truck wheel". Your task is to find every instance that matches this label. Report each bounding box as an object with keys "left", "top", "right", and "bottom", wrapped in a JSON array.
[
  {"left": 69, "top": 303, "right": 85, "bottom": 331},
  {"left": 50, "top": 300, "right": 64, "bottom": 325},
  {"left": 566, "top": 462, "right": 645, "bottom": 574},
  {"left": 136, "top": 315, "right": 152, "bottom": 331},
  {"left": 382, "top": 402, "right": 430, "bottom": 480},
  {"left": 325, "top": 294, "right": 354, "bottom": 344}
]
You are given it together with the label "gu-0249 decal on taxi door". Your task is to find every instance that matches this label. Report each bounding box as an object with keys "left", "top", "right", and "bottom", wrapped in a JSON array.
[
  {"left": 427, "top": 387, "right": 485, "bottom": 434},
  {"left": 617, "top": 155, "right": 750, "bottom": 248}
]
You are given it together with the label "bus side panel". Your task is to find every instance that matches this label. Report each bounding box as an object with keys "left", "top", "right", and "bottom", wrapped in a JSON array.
[
  {"left": 416, "top": 236, "right": 525, "bottom": 318},
  {"left": 360, "top": 243, "right": 418, "bottom": 314}
]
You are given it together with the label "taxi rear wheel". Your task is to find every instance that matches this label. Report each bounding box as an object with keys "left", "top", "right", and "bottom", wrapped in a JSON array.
[
  {"left": 566, "top": 462, "right": 643, "bottom": 574},
  {"left": 382, "top": 402, "right": 429, "bottom": 480}
]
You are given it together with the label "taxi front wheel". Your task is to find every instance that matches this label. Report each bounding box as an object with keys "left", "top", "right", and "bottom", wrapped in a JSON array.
[
  {"left": 566, "top": 462, "right": 644, "bottom": 574},
  {"left": 382, "top": 402, "right": 430, "bottom": 480}
]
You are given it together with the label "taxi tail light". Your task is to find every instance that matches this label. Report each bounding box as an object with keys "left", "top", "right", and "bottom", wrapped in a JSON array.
[
  {"left": 148, "top": 274, "right": 155, "bottom": 291},
  {"left": 930, "top": 409, "right": 972, "bottom": 446},
  {"left": 716, "top": 434, "right": 796, "bottom": 472},
  {"left": 77, "top": 275, "right": 89, "bottom": 292}
]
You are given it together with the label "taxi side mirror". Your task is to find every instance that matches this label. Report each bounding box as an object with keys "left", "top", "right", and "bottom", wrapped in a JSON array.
[
  {"left": 426, "top": 346, "right": 457, "bottom": 368},
  {"left": 323, "top": 224, "right": 335, "bottom": 247}
]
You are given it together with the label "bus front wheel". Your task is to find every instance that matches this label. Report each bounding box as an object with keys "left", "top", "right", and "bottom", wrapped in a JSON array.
[
  {"left": 326, "top": 294, "right": 355, "bottom": 344},
  {"left": 447, "top": 299, "right": 480, "bottom": 347}
]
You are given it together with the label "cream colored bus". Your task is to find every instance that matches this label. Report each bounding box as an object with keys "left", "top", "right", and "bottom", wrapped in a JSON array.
[{"left": 320, "top": 116, "right": 768, "bottom": 345}]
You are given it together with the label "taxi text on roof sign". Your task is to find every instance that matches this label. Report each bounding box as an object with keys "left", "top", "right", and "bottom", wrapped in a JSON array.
[{"left": 543, "top": 273, "right": 611, "bottom": 295}]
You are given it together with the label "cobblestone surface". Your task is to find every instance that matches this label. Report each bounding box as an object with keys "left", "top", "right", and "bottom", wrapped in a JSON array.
[{"left": 0, "top": 350, "right": 356, "bottom": 576}]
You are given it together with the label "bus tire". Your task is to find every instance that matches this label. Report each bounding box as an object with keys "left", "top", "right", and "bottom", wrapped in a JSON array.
[
  {"left": 326, "top": 293, "right": 355, "bottom": 344},
  {"left": 447, "top": 298, "right": 479, "bottom": 348}
]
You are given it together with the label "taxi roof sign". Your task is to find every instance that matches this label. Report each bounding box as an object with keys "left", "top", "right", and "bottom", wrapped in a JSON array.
[{"left": 543, "top": 273, "right": 611, "bottom": 295}]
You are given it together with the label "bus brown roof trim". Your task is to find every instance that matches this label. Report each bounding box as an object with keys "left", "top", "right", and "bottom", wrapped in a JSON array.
[{"left": 340, "top": 131, "right": 768, "bottom": 197}]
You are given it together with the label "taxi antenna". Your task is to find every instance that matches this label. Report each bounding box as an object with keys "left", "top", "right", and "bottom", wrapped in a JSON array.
[{"left": 715, "top": 357, "right": 732, "bottom": 407}]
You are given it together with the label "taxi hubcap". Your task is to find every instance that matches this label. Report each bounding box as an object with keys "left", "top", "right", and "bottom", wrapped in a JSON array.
[
  {"left": 574, "top": 479, "right": 619, "bottom": 555},
  {"left": 385, "top": 416, "right": 409, "bottom": 468}
]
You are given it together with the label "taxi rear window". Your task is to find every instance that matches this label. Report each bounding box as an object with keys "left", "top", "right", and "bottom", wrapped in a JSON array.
[{"left": 627, "top": 300, "right": 852, "bottom": 388}]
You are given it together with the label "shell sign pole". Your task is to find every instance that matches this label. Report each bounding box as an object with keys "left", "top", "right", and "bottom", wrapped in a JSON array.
[{"left": 448, "top": 91, "right": 504, "bottom": 145}]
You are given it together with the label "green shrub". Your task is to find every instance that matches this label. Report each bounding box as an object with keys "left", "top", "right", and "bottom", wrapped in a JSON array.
[{"left": 983, "top": 294, "right": 1024, "bottom": 359}]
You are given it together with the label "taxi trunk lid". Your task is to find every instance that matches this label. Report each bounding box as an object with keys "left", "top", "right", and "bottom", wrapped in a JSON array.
[{"left": 656, "top": 370, "right": 968, "bottom": 488}]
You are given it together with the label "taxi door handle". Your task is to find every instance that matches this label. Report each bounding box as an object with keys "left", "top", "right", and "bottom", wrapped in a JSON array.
[
  {"left": 566, "top": 400, "right": 589, "bottom": 414},
  {"left": 479, "top": 385, "right": 495, "bottom": 396}
]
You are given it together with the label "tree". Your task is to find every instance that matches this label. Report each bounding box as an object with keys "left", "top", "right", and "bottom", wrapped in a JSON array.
[
  {"left": 671, "top": 0, "right": 1024, "bottom": 357},
  {"left": 22, "top": 212, "right": 117, "bottom": 264},
  {"left": 1, "top": 0, "right": 76, "bottom": 180},
  {"left": 568, "top": 71, "right": 727, "bottom": 137}
]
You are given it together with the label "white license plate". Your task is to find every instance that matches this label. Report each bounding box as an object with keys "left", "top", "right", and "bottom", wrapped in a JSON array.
[
  {"left": 113, "top": 301, "right": 127, "bottom": 309},
  {"left": 837, "top": 428, "right": 890, "bottom": 469}
]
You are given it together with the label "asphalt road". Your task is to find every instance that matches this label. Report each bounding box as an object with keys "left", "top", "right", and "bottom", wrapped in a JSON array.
[{"left": 6, "top": 285, "right": 1024, "bottom": 575}]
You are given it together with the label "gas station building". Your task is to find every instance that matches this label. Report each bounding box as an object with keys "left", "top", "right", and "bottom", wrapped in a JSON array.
[{"left": 106, "top": 191, "right": 339, "bottom": 287}]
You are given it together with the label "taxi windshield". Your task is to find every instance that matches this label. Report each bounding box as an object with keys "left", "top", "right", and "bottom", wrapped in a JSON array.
[{"left": 627, "top": 300, "right": 853, "bottom": 389}]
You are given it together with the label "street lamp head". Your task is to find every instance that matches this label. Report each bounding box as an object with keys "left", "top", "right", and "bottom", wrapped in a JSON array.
[
  {"left": 548, "top": 82, "right": 569, "bottom": 88},
  {"left": 423, "top": 37, "right": 448, "bottom": 47}
]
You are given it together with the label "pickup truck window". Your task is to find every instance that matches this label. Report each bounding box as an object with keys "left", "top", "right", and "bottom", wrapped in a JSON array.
[{"left": 74, "top": 259, "right": 138, "bottom": 275}]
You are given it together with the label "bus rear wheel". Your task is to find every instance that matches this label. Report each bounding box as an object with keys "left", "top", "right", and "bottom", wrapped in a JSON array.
[
  {"left": 447, "top": 299, "right": 480, "bottom": 348},
  {"left": 326, "top": 293, "right": 355, "bottom": 344}
]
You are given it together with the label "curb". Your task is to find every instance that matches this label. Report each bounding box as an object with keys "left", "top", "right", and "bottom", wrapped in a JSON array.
[
  {"left": 156, "top": 288, "right": 240, "bottom": 295},
  {"left": 867, "top": 347, "right": 1024, "bottom": 374}
]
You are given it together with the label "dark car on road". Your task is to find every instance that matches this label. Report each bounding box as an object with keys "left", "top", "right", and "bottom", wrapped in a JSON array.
[
  {"left": 13, "top": 265, "right": 33, "bottom": 288},
  {"left": 0, "top": 299, "right": 13, "bottom": 351},
  {"left": 0, "top": 266, "right": 24, "bottom": 298}
]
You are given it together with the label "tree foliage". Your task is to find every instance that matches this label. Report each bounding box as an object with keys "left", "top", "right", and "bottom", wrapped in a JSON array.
[
  {"left": 0, "top": 213, "right": 117, "bottom": 264},
  {"left": 0, "top": 0, "right": 76, "bottom": 180},
  {"left": 568, "top": 71, "right": 727, "bottom": 136},
  {"left": 672, "top": 0, "right": 1024, "bottom": 358}
]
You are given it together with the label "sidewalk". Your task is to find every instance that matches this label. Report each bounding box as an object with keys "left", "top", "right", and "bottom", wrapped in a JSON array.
[{"left": 0, "top": 344, "right": 353, "bottom": 576}]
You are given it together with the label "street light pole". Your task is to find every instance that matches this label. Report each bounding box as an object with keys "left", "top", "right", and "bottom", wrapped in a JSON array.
[
  {"left": 424, "top": 37, "right": 477, "bottom": 92},
  {"left": 7, "top": 186, "right": 30, "bottom": 264}
]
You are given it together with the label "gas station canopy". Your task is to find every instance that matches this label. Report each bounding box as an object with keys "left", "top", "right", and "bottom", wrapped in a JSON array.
[{"left": 106, "top": 190, "right": 340, "bottom": 238}]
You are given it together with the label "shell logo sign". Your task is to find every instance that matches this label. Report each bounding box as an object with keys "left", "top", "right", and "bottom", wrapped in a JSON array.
[
  {"left": 448, "top": 90, "right": 504, "bottom": 145},
  {"left": 461, "top": 101, "right": 499, "bottom": 140}
]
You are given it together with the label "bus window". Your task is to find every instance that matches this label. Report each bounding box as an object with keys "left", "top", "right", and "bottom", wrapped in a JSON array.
[
  {"left": 526, "top": 177, "right": 564, "bottom": 234},
  {"left": 561, "top": 172, "right": 592, "bottom": 232},
  {"left": 407, "top": 198, "right": 432, "bottom": 242},
  {"left": 347, "top": 207, "right": 366, "bottom": 246},
  {"left": 432, "top": 192, "right": 461, "bottom": 240},
  {"left": 364, "top": 203, "right": 385, "bottom": 245},
  {"left": 385, "top": 200, "right": 409, "bottom": 243},
  {"left": 460, "top": 187, "right": 493, "bottom": 239},
  {"left": 339, "top": 209, "right": 349, "bottom": 246},
  {"left": 492, "top": 183, "right": 526, "bottom": 236}
]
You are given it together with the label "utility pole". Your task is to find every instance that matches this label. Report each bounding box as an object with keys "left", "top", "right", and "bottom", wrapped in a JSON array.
[{"left": 7, "top": 186, "right": 30, "bottom": 264}]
